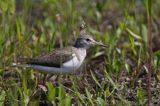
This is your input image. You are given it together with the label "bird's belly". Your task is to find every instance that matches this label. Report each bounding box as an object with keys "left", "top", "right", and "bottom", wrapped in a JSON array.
[{"left": 28, "top": 65, "right": 75, "bottom": 74}]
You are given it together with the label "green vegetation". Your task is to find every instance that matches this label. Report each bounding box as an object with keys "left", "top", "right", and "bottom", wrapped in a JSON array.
[{"left": 0, "top": 0, "right": 160, "bottom": 105}]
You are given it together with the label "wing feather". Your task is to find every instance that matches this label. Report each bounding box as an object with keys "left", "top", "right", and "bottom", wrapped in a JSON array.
[{"left": 24, "top": 47, "right": 76, "bottom": 67}]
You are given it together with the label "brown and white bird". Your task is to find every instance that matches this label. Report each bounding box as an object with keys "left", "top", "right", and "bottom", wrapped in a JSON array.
[{"left": 13, "top": 26, "right": 107, "bottom": 74}]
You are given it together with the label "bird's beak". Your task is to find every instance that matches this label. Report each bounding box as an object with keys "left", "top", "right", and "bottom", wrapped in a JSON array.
[{"left": 92, "top": 40, "right": 108, "bottom": 48}]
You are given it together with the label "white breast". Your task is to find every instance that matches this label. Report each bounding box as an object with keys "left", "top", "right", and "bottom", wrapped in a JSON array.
[{"left": 62, "top": 49, "right": 86, "bottom": 72}]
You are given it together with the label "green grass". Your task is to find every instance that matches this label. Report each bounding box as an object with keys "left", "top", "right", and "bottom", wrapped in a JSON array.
[{"left": 0, "top": 0, "right": 160, "bottom": 105}]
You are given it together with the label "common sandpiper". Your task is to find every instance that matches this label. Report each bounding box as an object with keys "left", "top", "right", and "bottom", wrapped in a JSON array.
[{"left": 13, "top": 25, "right": 107, "bottom": 74}]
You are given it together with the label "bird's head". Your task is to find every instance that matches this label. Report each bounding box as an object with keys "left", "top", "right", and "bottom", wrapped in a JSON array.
[{"left": 74, "top": 26, "right": 107, "bottom": 49}]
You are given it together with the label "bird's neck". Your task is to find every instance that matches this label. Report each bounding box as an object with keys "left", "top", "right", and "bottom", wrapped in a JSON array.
[{"left": 75, "top": 48, "right": 87, "bottom": 62}]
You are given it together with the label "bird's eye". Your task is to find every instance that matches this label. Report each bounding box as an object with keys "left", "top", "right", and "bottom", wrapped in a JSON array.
[{"left": 86, "top": 38, "right": 91, "bottom": 42}]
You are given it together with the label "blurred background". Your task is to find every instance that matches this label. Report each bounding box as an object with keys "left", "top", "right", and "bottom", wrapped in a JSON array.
[{"left": 0, "top": 0, "right": 160, "bottom": 105}]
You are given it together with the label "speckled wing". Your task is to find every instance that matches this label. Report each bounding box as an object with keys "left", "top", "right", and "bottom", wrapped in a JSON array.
[{"left": 23, "top": 47, "right": 76, "bottom": 68}]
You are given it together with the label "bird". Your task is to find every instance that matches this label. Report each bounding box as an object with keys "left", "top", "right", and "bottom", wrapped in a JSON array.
[{"left": 13, "top": 26, "right": 107, "bottom": 74}]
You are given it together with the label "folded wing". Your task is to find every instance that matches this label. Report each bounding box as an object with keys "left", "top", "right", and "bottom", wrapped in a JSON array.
[{"left": 17, "top": 47, "right": 75, "bottom": 68}]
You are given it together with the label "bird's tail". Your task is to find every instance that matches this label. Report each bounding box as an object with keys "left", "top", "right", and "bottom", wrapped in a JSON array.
[{"left": 12, "top": 58, "right": 31, "bottom": 68}]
